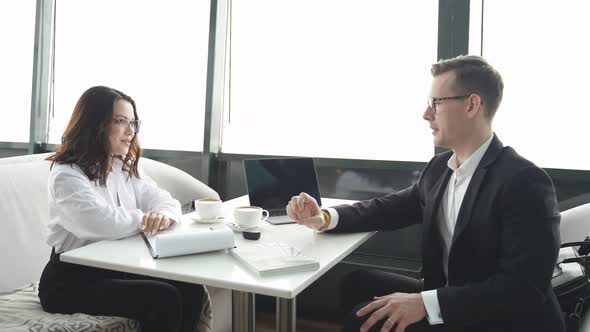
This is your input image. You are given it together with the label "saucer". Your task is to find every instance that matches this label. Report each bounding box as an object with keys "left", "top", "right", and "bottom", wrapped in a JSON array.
[
  {"left": 224, "top": 222, "right": 261, "bottom": 233},
  {"left": 191, "top": 216, "right": 225, "bottom": 224}
]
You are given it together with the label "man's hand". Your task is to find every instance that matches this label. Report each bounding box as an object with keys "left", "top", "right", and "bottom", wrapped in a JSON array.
[
  {"left": 356, "top": 292, "right": 427, "bottom": 332},
  {"left": 286, "top": 192, "right": 326, "bottom": 230},
  {"left": 140, "top": 211, "right": 173, "bottom": 235}
]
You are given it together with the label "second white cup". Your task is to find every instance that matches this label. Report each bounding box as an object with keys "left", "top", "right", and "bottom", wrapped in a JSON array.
[
  {"left": 195, "top": 198, "right": 223, "bottom": 219},
  {"left": 234, "top": 206, "right": 269, "bottom": 229}
]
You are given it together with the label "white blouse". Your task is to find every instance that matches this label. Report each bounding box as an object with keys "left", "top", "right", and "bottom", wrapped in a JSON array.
[{"left": 46, "top": 158, "right": 181, "bottom": 253}]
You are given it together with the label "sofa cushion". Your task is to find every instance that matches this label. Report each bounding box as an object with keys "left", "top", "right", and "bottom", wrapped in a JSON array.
[
  {"left": 0, "top": 159, "right": 53, "bottom": 292},
  {"left": 0, "top": 283, "right": 139, "bottom": 332}
]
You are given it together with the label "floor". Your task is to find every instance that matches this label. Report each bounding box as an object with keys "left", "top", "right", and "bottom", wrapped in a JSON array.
[{"left": 256, "top": 312, "right": 340, "bottom": 332}]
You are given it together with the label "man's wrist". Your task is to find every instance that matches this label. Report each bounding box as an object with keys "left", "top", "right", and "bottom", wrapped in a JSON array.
[
  {"left": 319, "top": 209, "right": 331, "bottom": 231},
  {"left": 421, "top": 290, "right": 444, "bottom": 325}
]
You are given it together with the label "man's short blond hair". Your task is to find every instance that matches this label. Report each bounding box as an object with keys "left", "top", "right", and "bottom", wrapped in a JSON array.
[{"left": 431, "top": 55, "right": 504, "bottom": 120}]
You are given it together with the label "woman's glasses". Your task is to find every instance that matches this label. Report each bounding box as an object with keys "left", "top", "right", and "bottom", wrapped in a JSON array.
[{"left": 112, "top": 117, "right": 141, "bottom": 132}]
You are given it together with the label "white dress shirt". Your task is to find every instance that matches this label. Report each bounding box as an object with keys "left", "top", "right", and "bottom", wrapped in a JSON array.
[
  {"left": 47, "top": 158, "right": 181, "bottom": 253},
  {"left": 325, "top": 134, "right": 494, "bottom": 325}
]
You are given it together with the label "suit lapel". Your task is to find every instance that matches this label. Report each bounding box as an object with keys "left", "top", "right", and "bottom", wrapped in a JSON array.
[
  {"left": 424, "top": 167, "right": 452, "bottom": 233},
  {"left": 451, "top": 135, "right": 504, "bottom": 246},
  {"left": 451, "top": 168, "right": 487, "bottom": 245},
  {"left": 421, "top": 164, "right": 452, "bottom": 288}
]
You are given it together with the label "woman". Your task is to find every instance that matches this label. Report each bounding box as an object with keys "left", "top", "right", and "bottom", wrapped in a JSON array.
[{"left": 38, "top": 86, "right": 205, "bottom": 332}]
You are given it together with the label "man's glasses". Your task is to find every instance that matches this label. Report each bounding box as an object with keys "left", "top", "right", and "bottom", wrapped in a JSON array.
[
  {"left": 427, "top": 95, "right": 471, "bottom": 114},
  {"left": 112, "top": 117, "right": 141, "bottom": 132}
]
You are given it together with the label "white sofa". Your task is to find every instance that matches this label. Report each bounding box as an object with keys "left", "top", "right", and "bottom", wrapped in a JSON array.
[
  {"left": 0, "top": 152, "right": 231, "bottom": 332},
  {"left": 560, "top": 203, "right": 590, "bottom": 244}
]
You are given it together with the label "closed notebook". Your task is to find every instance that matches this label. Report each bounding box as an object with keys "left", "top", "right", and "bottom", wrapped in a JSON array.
[
  {"left": 142, "top": 222, "right": 235, "bottom": 258},
  {"left": 230, "top": 242, "right": 319, "bottom": 277}
]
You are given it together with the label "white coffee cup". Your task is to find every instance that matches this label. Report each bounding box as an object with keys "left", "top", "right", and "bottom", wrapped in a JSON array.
[
  {"left": 234, "top": 206, "right": 269, "bottom": 229},
  {"left": 195, "top": 198, "right": 223, "bottom": 219}
]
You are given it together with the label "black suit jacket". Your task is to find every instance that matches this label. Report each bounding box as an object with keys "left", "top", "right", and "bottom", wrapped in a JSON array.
[{"left": 330, "top": 135, "right": 564, "bottom": 332}]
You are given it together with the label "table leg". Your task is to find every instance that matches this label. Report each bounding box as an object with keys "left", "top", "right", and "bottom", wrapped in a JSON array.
[
  {"left": 232, "top": 290, "right": 255, "bottom": 332},
  {"left": 276, "top": 297, "right": 296, "bottom": 332}
]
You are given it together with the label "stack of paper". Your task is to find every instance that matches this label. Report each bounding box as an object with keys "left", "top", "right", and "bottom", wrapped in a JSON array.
[
  {"left": 142, "top": 223, "right": 235, "bottom": 258},
  {"left": 230, "top": 242, "right": 320, "bottom": 277}
]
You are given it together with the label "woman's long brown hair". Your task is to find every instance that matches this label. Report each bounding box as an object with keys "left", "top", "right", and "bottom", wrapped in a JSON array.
[{"left": 47, "top": 86, "right": 141, "bottom": 186}]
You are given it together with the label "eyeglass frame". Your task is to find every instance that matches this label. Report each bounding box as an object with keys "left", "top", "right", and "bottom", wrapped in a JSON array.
[
  {"left": 112, "top": 117, "right": 141, "bottom": 132},
  {"left": 427, "top": 94, "right": 482, "bottom": 114}
]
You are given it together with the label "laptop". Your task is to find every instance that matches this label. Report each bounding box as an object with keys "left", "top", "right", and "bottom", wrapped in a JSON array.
[{"left": 243, "top": 158, "right": 322, "bottom": 225}]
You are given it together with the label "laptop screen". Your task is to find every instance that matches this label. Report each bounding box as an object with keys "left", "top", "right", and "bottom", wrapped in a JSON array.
[{"left": 244, "top": 158, "right": 322, "bottom": 211}]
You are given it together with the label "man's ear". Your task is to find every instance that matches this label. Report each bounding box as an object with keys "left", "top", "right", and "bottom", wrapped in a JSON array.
[{"left": 466, "top": 94, "right": 483, "bottom": 117}]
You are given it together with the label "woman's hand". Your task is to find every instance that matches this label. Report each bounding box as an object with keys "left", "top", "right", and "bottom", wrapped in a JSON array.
[{"left": 140, "top": 211, "right": 173, "bottom": 235}]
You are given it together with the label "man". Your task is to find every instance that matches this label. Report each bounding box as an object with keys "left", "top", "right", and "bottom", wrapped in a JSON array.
[{"left": 287, "top": 55, "right": 563, "bottom": 332}]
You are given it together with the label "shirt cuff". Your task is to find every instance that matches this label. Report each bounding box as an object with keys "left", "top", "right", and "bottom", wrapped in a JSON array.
[
  {"left": 131, "top": 209, "right": 145, "bottom": 230},
  {"left": 421, "top": 290, "right": 444, "bottom": 325},
  {"left": 324, "top": 208, "right": 339, "bottom": 230}
]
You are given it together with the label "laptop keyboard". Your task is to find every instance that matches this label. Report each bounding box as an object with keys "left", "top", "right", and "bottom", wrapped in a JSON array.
[{"left": 270, "top": 209, "right": 288, "bottom": 217}]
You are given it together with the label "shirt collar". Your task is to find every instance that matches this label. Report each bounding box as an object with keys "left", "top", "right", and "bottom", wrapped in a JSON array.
[
  {"left": 447, "top": 134, "right": 494, "bottom": 178},
  {"left": 111, "top": 158, "right": 124, "bottom": 172}
]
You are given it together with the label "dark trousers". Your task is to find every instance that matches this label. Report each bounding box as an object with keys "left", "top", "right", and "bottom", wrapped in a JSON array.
[
  {"left": 38, "top": 249, "right": 204, "bottom": 332},
  {"left": 341, "top": 269, "right": 448, "bottom": 332}
]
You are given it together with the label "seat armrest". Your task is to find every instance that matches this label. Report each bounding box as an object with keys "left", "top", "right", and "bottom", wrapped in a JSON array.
[
  {"left": 139, "top": 157, "right": 219, "bottom": 207},
  {"left": 560, "top": 203, "right": 590, "bottom": 243}
]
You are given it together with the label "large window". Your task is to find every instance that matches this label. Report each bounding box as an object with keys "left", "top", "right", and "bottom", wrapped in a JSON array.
[
  {"left": 0, "top": 0, "right": 36, "bottom": 143},
  {"left": 222, "top": 1, "right": 438, "bottom": 161},
  {"left": 469, "top": 1, "right": 590, "bottom": 170},
  {"left": 51, "top": 0, "right": 210, "bottom": 151}
]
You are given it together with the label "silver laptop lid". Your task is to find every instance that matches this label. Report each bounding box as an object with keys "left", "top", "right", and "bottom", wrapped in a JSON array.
[{"left": 244, "top": 158, "right": 322, "bottom": 212}]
